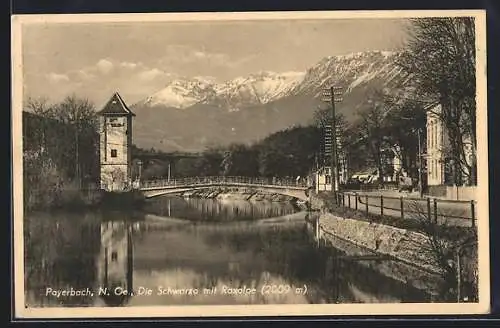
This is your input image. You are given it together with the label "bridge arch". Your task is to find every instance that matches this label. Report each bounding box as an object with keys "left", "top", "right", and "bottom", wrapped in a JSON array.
[{"left": 138, "top": 176, "right": 312, "bottom": 201}]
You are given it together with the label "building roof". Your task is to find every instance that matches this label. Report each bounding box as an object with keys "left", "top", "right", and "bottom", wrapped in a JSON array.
[{"left": 97, "top": 92, "right": 136, "bottom": 116}]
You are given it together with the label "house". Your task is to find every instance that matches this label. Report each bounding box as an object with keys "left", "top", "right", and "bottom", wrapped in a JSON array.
[
  {"left": 314, "top": 166, "right": 332, "bottom": 192},
  {"left": 426, "top": 104, "right": 475, "bottom": 186},
  {"left": 426, "top": 105, "right": 447, "bottom": 186},
  {"left": 426, "top": 104, "right": 476, "bottom": 200},
  {"left": 312, "top": 157, "right": 348, "bottom": 192}
]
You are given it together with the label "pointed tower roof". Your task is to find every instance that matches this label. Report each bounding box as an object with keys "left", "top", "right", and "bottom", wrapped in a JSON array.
[{"left": 97, "top": 92, "right": 135, "bottom": 116}]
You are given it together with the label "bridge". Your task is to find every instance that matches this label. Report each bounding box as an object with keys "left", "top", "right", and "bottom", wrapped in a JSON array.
[{"left": 139, "top": 176, "right": 311, "bottom": 201}]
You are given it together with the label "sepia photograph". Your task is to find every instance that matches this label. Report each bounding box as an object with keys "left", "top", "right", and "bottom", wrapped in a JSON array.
[{"left": 12, "top": 10, "right": 489, "bottom": 318}]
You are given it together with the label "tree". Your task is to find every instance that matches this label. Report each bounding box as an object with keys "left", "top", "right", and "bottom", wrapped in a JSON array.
[
  {"left": 357, "top": 93, "right": 392, "bottom": 184},
  {"left": 397, "top": 17, "right": 477, "bottom": 185},
  {"left": 52, "top": 95, "right": 98, "bottom": 187},
  {"left": 197, "top": 147, "right": 224, "bottom": 176},
  {"left": 141, "top": 160, "right": 169, "bottom": 180},
  {"left": 341, "top": 124, "right": 368, "bottom": 176},
  {"left": 174, "top": 157, "right": 201, "bottom": 178},
  {"left": 257, "top": 126, "right": 321, "bottom": 178},
  {"left": 383, "top": 96, "right": 427, "bottom": 179},
  {"left": 220, "top": 144, "right": 259, "bottom": 177},
  {"left": 25, "top": 97, "right": 55, "bottom": 155},
  {"left": 313, "top": 107, "right": 348, "bottom": 134}
]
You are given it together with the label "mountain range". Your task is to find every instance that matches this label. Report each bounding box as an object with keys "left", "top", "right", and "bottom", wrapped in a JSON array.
[{"left": 130, "top": 50, "right": 408, "bottom": 152}]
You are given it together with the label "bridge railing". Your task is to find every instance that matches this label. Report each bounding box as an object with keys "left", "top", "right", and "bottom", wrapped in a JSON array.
[{"left": 140, "top": 176, "right": 309, "bottom": 189}]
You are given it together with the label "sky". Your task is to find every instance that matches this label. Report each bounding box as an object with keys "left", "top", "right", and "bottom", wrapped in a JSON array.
[{"left": 21, "top": 17, "right": 410, "bottom": 108}]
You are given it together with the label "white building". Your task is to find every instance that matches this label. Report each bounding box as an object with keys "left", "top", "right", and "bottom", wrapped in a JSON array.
[
  {"left": 426, "top": 105, "right": 447, "bottom": 186},
  {"left": 426, "top": 104, "right": 475, "bottom": 186},
  {"left": 97, "top": 92, "right": 136, "bottom": 192},
  {"left": 315, "top": 166, "right": 332, "bottom": 192},
  {"left": 313, "top": 153, "right": 348, "bottom": 192}
]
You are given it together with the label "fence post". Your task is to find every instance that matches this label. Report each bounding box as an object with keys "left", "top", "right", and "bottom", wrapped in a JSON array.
[
  {"left": 348, "top": 194, "right": 351, "bottom": 209},
  {"left": 400, "top": 197, "right": 404, "bottom": 220},
  {"left": 456, "top": 249, "right": 461, "bottom": 302},
  {"left": 365, "top": 195, "right": 369, "bottom": 218},
  {"left": 471, "top": 200, "right": 476, "bottom": 228},
  {"left": 355, "top": 193, "right": 358, "bottom": 210},
  {"left": 342, "top": 194, "right": 345, "bottom": 207},
  {"left": 433, "top": 198, "right": 438, "bottom": 224},
  {"left": 380, "top": 195, "right": 384, "bottom": 216},
  {"left": 427, "top": 198, "right": 431, "bottom": 223}
]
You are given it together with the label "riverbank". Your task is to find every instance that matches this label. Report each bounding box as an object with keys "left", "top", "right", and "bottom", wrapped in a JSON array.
[
  {"left": 305, "top": 217, "right": 441, "bottom": 299},
  {"left": 24, "top": 184, "right": 104, "bottom": 212},
  {"left": 24, "top": 185, "right": 146, "bottom": 212},
  {"left": 309, "top": 192, "right": 478, "bottom": 301}
]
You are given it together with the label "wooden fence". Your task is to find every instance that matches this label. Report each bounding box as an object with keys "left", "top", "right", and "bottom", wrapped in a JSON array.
[{"left": 336, "top": 192, "right": 476, "bottom": 228}]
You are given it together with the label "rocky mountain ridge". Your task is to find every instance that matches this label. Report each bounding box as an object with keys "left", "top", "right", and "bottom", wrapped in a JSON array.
[{"left": 131, "top": 50, "right": 408, "bottom": 152}]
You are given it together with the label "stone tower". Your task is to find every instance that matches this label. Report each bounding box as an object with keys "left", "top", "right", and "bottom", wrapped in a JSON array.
[{"left": 97, "top": 92, "right": 135, "bottom": 192}]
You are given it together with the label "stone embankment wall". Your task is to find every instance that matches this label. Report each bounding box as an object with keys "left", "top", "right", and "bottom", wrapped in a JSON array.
[{"left": 319, "top": 213, "right": 444, "bottom": 275}]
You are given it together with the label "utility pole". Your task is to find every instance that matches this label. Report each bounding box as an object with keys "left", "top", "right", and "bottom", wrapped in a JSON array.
[
  {"left": 330, "top": 86, "right": 339, "bottom": 194},
  {"left": 322, "top": 86, "right": 343, "bottom": 197}
]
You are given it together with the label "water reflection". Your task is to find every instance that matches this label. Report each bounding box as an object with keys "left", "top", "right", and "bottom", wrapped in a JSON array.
[
  {"left": 144, "top": 196, "right": 299, "bottom": 222},
  {"left": 24, "top": 198, "right": 431, "bottom": 308},
  {"left": 24, "top": 211, "right": 101, "bottom": 307},
  {"left": 96, "top": 221, "right": 134, "bottom": 306}
]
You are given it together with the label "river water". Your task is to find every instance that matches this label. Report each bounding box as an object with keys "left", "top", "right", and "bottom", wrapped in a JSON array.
[{"left": 24, "top": 195, "right": 431, "bottom": 307}]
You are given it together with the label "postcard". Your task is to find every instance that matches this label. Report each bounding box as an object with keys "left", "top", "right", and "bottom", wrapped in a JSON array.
[{"left": 11, "top": 9, "right": 489, "bottom": 318}]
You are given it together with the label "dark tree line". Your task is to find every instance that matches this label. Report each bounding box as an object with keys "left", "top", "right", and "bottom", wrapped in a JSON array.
[{"left": 141, "top": 125, "right": 322, "bottom": 180}]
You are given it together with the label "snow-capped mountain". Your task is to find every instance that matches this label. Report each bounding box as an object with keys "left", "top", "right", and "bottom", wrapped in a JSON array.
[
  {"left": 293, "top": 50, "right": 403, "bottom": 96},
  {"left": 143, "top": 77, "right": 217, "bottom": 109},
  {"left": 139, "top": 71, "right": 306, "bottom": 110},
  {"left": 214, "top": 71, "right": 305, "bottom": 110},
  {"left": 132, "top": 50, "right": 408, "bottom": 152},
  {"left": 138, "top": 50, "right": 402, "bottom": 111}
]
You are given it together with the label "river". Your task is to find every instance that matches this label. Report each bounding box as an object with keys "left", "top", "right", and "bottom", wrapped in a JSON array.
[{"left": 24, "top": 195, "right": 431, "bottom": 307}]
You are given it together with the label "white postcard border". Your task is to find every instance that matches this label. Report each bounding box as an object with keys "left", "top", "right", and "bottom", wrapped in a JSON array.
[{"left": 11, "top": 9, "right": 490, "bottom": 318}]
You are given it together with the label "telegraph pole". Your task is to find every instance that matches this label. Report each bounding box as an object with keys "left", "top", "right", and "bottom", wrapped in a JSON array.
[
  {"left": 322, "top": 86, "right": 343, "bottom": 197},
  {"left": 330, "top": 86, "right": 339, "bottom": 194}
]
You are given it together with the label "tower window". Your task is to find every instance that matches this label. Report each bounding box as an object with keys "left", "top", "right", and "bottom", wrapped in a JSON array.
[
  {"left": 111, "top": 149, "right": 117, "bottom": 157},
  {"left": 111, "top": 251, "right": 118, "bottom": 261}
]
